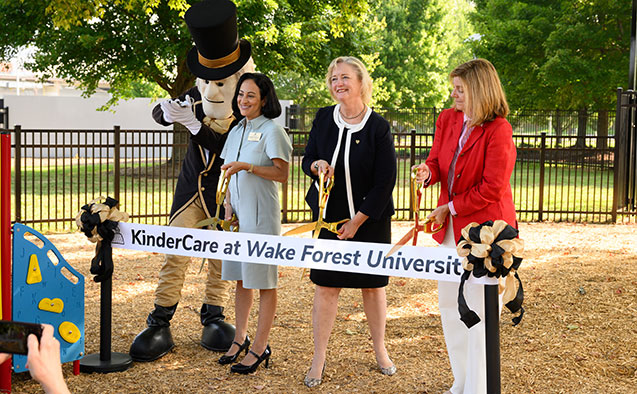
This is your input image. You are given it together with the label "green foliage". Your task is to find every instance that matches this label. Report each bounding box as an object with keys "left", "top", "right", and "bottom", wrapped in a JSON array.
[
  {"left": 242, "top": 0, "right": 385, "bottom": 107},
  {"left": 1, "top": 0, "right": 477, "bottom": 109},
  {"left": 1, "top": 0, "right": 385, "bottom": 108},
  {"left": 271, "top": 71, "right": 333, "bottom": 108},
  {"left": 1, "top": 0, "right": 194, "bottom": 109},
  {"left": 238, "top": 0, "right": 377, "bottom": 76},
  {"left": 371, "top": 0, "right": 474, "bottom": 108},
  {"left": 472, "top": 0, "right": 630, "bottom": 110}
]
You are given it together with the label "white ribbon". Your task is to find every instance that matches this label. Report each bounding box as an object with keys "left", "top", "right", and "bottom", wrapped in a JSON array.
[{"left": 113, "top": 222, "right": 496, "bottom": 284}]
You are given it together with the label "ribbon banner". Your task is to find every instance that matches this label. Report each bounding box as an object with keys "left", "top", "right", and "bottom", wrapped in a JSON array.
[{"left": 114, "top": 222, "right": 496, "bottom": 284}]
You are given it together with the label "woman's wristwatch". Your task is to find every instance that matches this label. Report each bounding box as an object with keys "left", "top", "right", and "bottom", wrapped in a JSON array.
[{"left": 313, "top": 161, "right": 319, "bottom": 171}]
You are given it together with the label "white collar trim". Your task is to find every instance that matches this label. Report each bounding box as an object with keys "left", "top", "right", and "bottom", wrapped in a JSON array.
[{"left": 320, "top": 104, "right": 372, "bottom": 219}]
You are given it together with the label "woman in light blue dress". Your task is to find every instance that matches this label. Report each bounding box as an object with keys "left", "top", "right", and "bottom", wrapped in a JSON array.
[{"left": 218, "top": 73, "right": 292, "bottom": 374}]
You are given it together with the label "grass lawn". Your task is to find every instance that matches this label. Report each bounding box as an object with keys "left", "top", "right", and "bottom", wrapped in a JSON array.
[{"left": 11, "top": 156, "right": 617, "bottom": 233}]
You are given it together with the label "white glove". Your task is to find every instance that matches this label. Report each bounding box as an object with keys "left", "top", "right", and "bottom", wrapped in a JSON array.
[
  {"left": 160, "top": 95, "right": 201, "bottom": 134},
  {"left": 159, "top": 100, "right": 176, "bottom": 124}
]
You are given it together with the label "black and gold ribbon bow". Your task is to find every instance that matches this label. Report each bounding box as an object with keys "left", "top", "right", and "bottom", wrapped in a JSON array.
[
  {"left": 456, "top": 220, "right": 525, "bottom": 328},
  {"left": 283, "top": 171, "right": 349, "bottom": 238},
  {"left": 75, "top": 196, "right": 129, "bottom": 282},
  {"left": 387, "top": 168, "right": 444, "bottom": 256},
  {"left": 194, "top": 169, "right": 239, "bottom": 232}
]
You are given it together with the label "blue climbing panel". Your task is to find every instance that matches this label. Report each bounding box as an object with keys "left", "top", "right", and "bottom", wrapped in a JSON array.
[{"left": 11, "top": 223, "right": 84, "bottom": 373}]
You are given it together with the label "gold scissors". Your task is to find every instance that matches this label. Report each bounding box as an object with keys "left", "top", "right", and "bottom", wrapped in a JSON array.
[
  {"left": 386, "top": 167, "right": 444, "bottom": 256},
  {"left": 284, "top": 171, "right": 349, "bottom": 238},
  {"left": 194, "top": 169, "right": 238, "bottom": 273},
  {"left": 194, "top": 169, "right": 239, "bottom": 232}
]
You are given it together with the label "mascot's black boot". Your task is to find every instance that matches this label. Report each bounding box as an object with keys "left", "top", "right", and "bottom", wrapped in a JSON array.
[
  {"left": 129, "top": 304, "right": 177, "bottom": 362},
  {"left": 200, "top": 304, "right": 235, "bottom": 352}
]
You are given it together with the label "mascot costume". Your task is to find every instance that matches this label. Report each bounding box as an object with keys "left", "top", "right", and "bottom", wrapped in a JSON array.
[{"left": 130, "top": 0, "right": 255, "bottom": 361}]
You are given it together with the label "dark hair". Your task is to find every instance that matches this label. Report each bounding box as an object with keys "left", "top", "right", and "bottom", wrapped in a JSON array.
[{"left": 231, "top": 73, "right": 282, "bottom": 119}]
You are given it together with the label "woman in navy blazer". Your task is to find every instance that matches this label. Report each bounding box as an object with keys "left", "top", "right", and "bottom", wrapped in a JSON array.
[{"left": 301, "top": 56, "right": 397, "bottom": 387}]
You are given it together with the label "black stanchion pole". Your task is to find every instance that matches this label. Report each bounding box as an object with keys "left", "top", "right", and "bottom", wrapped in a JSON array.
[
  {"left": 80, "top": 253, "right": 133, "bottom": 373},
  {"left": 99, "top": 277, "right": 112, "bottom": 360},
  {"left": 485, "top": 284, "right": 501, "bottom": 394}
]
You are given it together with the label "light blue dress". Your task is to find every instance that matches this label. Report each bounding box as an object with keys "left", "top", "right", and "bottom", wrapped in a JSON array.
[{"left": 220, "top": 115, "right": 292, "bottom": 289}]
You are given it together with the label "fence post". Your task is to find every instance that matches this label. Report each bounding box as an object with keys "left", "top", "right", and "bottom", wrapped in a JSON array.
[
  {"left": 114, "top": 126, "right": 120, "bottom": 204},
  {"left": 538, "top": 132, "right": 546, "bottom": 221},
  {"left": 409, "top": 128, "right": 417, "bottom": 220},
  {"left": 0, "top": 131, "right": 12, "bottom": 392},
  {"left": 282, "top": 127, "right": 289, "bottom": 223},
  {"left": 612, "top": 88, "right": 622, "bottom": 222},
  {"left": 15, "top": 125, "right": 22, "bottom": 224}
]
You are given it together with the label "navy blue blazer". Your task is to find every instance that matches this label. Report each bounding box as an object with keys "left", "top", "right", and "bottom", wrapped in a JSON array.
[{"left": 301, "top": 106, "right": 396, "bottom": 222}]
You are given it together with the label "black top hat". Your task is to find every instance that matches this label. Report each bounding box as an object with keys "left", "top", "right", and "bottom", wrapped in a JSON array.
[{"left": 185, "top": 0, "right": 252, "bottom": 81}]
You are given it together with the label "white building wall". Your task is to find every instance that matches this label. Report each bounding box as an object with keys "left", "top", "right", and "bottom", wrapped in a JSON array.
[
  {"left": 3, "top": 95, "right": 291, "bottom": 130},
  {"left": 2, "top": 95, "right": 292, "bottom": 158}
]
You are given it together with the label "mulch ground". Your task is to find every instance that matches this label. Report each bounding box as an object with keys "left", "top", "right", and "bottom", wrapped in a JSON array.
[{"left": 9, "top": 222, "right": 637, "bottom": 393}]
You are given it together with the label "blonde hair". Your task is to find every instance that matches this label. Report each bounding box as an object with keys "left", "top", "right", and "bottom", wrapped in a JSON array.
[
  {"left": 325, "top": 56, "right": 373, "bottom": 105},
  {"left": 450, "top": 58, "right": 509, "bottom": 126}
]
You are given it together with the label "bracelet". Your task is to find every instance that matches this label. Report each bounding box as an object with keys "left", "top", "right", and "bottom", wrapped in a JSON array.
[{"left": 248, "top": 164, "right": 254, "bottom": 173}]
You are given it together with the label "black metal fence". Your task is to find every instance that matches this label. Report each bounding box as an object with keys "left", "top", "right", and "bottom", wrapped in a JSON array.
[
  {"left": 5, "top": 107, "right": 634, "bottom": 233},
  {"left": 615, "top": 88, "right": 637, "bottom": 212}
]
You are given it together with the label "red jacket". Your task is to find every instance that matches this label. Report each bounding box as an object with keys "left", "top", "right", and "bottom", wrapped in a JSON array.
[{"left": 426, "top": 108, "right": 517, "bottom": 244}]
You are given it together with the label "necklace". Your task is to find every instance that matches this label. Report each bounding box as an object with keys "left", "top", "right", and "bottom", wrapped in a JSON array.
[{"left": 340, "top": 105, "right": 366, "bottom": 120}]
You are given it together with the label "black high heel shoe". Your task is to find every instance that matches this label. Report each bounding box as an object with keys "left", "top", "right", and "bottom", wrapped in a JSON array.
[
  {"left": 218, "top": 336, "right": 250, "bottom": 365},
  {"left": 230, "top": 345, "right": 271, "bottom": 374}
]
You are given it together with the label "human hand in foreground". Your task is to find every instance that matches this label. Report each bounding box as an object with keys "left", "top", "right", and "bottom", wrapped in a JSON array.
[
  {"left": 411, "top": 163, "right": 430, "bottom": 184},
  {"left": 221, "top": 161, "right": 250, "bottom": 177},
  {"left": 312, "top": 159, "right": 335, "bottom": 180},
  {"left": 26, "top": 324, "right": 71, "bottom": 394},
  {"left": 337, "top": 212, "right": 369, "bottom": 240},
  {"left": 0, "top": 353, "right": 9, "bottom": 364},
  {"left": 427, "top": 204, "right": 450, "bottom": 225}
]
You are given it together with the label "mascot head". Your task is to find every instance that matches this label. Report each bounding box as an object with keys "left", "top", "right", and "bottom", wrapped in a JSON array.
[{"left": 185, "top": 0, "right": 255, "bottom": 120}]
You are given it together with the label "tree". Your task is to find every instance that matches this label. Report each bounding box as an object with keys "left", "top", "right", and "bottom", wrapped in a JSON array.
[
  {"left": 0, "top": 0, "right": 376, "bottom": 108},
  {"left": 470, "top": 0, "right": 560, "bottom": 109},
  {"left": 371, "top": 0, "right": 474, "bottom": 109},
  {"left": 472, "top": 0, "right": 630, "bottom": 147},
  {"left": 1, "top": 0, "right": 192, "bottom": 107},
  {"left": 472, "top": 0, "right": 630, "bottom": 110},
  {"left": 541, "top": 0, "right": 629, "bottom": 148}
]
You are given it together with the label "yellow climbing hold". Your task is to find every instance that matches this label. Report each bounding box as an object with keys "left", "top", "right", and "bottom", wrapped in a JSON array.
[
  {"left": 59, "top": 321, "right": 81, "bottom": 344},
  {"left": 26, "top": 254, "right": 42, "bottom": 284},
  {"left": 38, "top": 298, "right": 64, "bottom": 313}
]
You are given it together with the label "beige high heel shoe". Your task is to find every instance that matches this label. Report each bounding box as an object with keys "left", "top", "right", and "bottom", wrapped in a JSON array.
[
  {"left": 379, "top": 363, "right": 397, "bottom": 376},
  {"left": 304, "top": 363, "right": 326, "bottom": 388}
]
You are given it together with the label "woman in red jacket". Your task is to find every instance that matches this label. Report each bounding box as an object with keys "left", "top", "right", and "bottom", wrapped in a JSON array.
[{"left": 414, "top": 58, "right": 516, "bottom": 394}]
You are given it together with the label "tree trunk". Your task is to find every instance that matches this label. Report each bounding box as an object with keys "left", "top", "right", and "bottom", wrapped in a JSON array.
[
  {"left": 576, "top": 108, "right": 588, "bottom": 148},
  {"left": 596, "top": 110, "right": 609, "bottom": 150},
  {"left": 553, "top": 109, "right": 563, "bottom": 147},
  {"left": 170, "top": 123, "right": 189, "bottom": 166}
]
